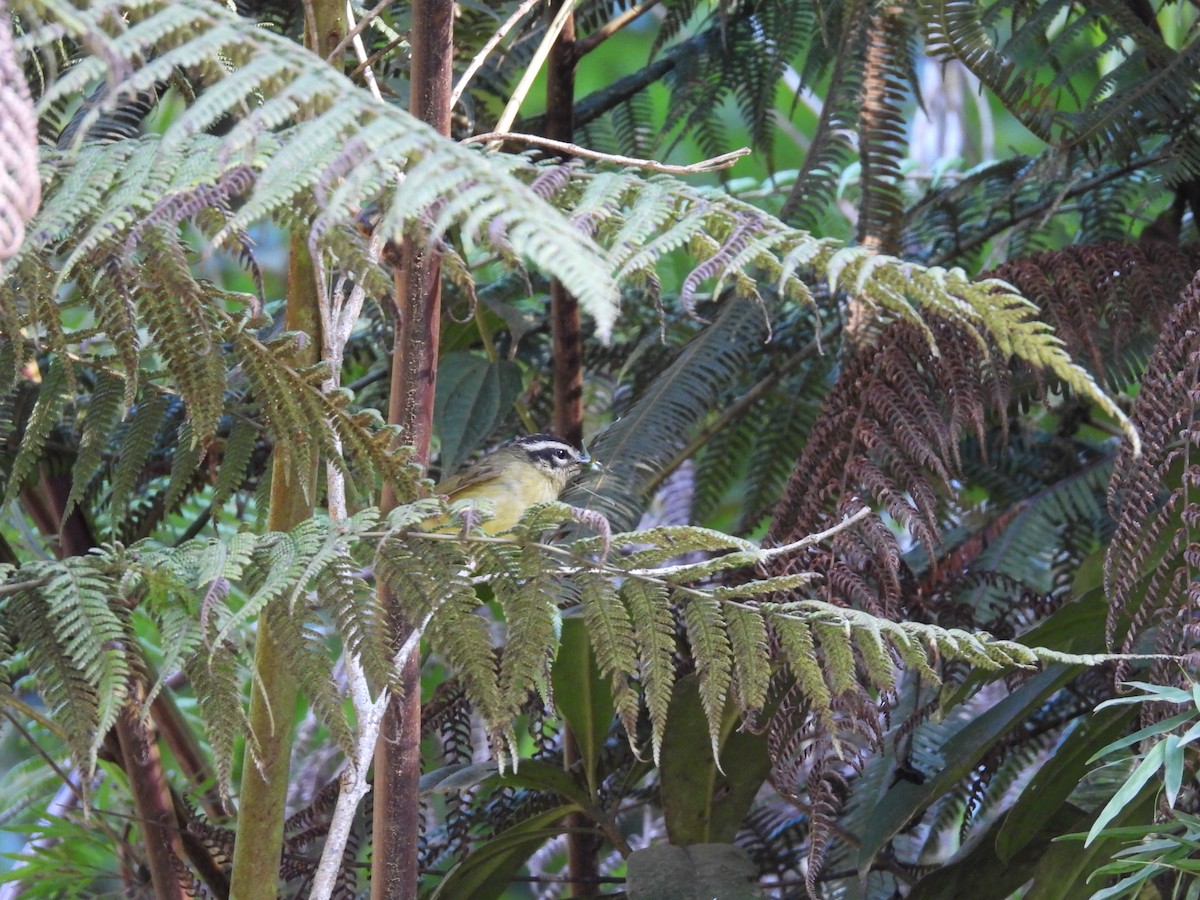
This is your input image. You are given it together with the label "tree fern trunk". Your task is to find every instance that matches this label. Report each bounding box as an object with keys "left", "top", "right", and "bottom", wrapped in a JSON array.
[
  {"left": 228, "top": 239, "right": 323, "bottom": 899},
  {"left": 547, "top": 1, "right": 584, "bottom": 448},
  {"left": 544, "top": 6, "right": 600, "bottom": 893},
  {"left": 371, "top": 3, "right": 452, "bottom": 897}
]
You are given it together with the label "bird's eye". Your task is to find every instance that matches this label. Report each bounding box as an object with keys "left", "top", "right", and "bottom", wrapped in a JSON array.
[{"left": 555, "top": 449, "right": 568, "bottom": 459}]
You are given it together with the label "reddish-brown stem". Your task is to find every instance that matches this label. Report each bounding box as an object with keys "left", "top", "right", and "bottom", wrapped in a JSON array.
[
  {"left": 543, "top": 5, "right": 596, "bottom": 891},
  {"left": 370, "top": 3, "right": 452, "bottom": 898},
  {"left": 115, "top": 688, "right": 187, "bottom": 900},
  {"left": 545, "top": 1, "right": 584, "bottom": 448},
  {"left": 20, "top": 465, "right": 192, "bottom": 893}
]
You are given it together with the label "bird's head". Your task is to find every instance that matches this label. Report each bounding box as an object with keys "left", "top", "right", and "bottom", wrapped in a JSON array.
[{"left": 511, "top": 433, "right": 591, "bottom": 493}]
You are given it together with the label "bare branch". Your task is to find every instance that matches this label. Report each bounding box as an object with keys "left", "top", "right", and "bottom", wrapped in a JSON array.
[
  {"left": 463, "top": 131, "right": 750, "bottom": 174},
  {"left": 576, "top": 0, "right": 661, "bottom": 56},
  {"left": 325, "top": 0, "right": 394, "bottom": 64},
  {"left": 451, "top": 0, "right": 542, "bottom": 108},
  {"left": 492, "top": 0, "right": 578, "bottom": 138}
]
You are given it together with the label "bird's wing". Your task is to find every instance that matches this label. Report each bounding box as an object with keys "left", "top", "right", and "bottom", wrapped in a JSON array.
[{"left": 434, "top": 458, "right": 504, "bottom": 497}]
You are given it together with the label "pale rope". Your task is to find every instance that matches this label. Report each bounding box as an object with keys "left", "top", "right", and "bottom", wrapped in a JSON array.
[{"left": 0, "top": 0, "right": 40, "bottom": 262}]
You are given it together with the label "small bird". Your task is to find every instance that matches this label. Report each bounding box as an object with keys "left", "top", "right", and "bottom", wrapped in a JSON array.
[{"left": 434, "top": 433, "right": 591, "bottom": 533}]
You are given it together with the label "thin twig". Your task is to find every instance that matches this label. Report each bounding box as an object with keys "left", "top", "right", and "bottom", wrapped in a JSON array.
[
  {"left": 451, "top": 0, "right": 542, "bottom": 108},
  {"left": 349, "top": 31, "right": 407, "bottom": 81},
  {"left": 576, "top": 0, "right": 662, "bottom": 56},
  {"left": 463, "top": 131, "right": 750, "bottom": 174},
  {"left": 344, "top": 0, "right": 383, "bottom": 101},
  {"left": 756, "top": 507, "right": 873, "bottom": 559},
  {"left": 326, "top": 0, "right": 393, "bottom": 64},
  {"left": 301, "top": 0, "right": 319, "bottom": 52},
  {"left": 640, "top": 507, "right": 872, "bottom": 579},
  {"left": 389, "top": 506, "right": 871, "bottom": 598},
  {"left": 492, "top": 0, "right": 579, "bottom": 139},
  {"left": 0, "top": 575, "right": 51, "bottom": 597}
]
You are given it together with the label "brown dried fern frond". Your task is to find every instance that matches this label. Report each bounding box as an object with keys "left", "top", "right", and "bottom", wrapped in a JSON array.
[
  {"left": 767, "top": 316, "right": 1006, "bottom": 605},
  {"left": 1106, "top": 270, "right": 1200, "bottom": 688},
  {"left": 987, "top": 241, "right": 1200, "bottom": 391}
]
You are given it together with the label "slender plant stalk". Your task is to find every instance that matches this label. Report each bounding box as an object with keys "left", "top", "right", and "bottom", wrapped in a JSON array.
[
  {"left": 228, "top": 239, "right": 324, "bottom": 898},
  {"left": 228, "top": 5, "right": 343, "bottom": 892},
  {"left": 370, "top": 3, "right": 452, "bottom": 897},
  {"left": 115, "top": 685, "right": 187, "bottom": 900},
  {"left": 20, "top": 466, "right": 192, "bottom": 893},
  {"left": 542, "top": 4, "right": 600, "bottom": 891},
  {"left": 150, "top": 687, "right": 226, "bottom": 819},
  {"left": 546, "top": 0, "right": 583, "bottom": 449}
]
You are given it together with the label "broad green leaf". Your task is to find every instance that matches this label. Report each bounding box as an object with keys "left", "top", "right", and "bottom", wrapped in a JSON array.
[
  {"left": 433, "top": 352, "right": 523, "bottom": 473},
  {"left": 1097, "top": 682, "right": 1194, "bottom": 706},
  {"left": 418, "top": 761, "right": 500, "bottom": 796},
  {"left": 908, "top": 804, "right": 1085, "bottom": 900},
  {"left": 995, "top": 704, "right": 1132, "bottom": 863},
  {"left": 860, "top": 663, "right": 1078, "bottom": 875},
  {"left": 551, "top": 617, "right": 615, "bottom": 796},
  {"left": 426, "top": 808, "right": 576, "bottom": 900},
  {"left": 1086, "top": 741, "right": 1167, "bottom": 846},
  {"left": 626, "top": 842, "right": 759, "bottom": 900},
  {"left": 659, "top": 674, "right": 772, "bottom": 846},
  {"left": 1021, "top": 785, "right": 1157, "bottom": 900},
  {"left": 1165, "top": 734, "right": 1184, "bottom": 807},
  {"left": 1087, "top": 711, "right": 1193, "bottom": 761},
  {"left": 497, "top": 758, "right": 593, "bottom": 811}
]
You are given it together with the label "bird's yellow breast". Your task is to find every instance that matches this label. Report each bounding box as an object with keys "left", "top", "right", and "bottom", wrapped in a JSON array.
[{"left": 442, "top": 466, "right": 563, "bottom": 533}]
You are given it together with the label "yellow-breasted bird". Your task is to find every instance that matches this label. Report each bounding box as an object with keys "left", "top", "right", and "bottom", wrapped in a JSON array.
[{"left": 433, "top": 433, "right": 591, "bottom": 534}]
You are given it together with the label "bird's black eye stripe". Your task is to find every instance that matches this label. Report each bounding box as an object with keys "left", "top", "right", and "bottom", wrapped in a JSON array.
[
  {"left": 516, "top": 435, "right": 582, "bottom": 467},
  {"left": 530, "top": 447, "right": 571, "bottom": 466}
]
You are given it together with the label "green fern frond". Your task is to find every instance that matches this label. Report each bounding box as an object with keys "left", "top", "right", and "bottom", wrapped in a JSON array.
[
  {"left": 682, "top": 593, "right": 733, "bottom": 760},
  {"left": 162, "top": 418, "right": 205, "bottom": 516},
  {"left": 1, "top": 358, "right": 69, "bottom": 508},
  {"left": 231, "top": 328, "right": 413, "bottom": 503},
  {"left": 135, "top": 233, "right": 227, "bottom": 442},
  {"left": 780, "top": 0, "right": 868, "bottom": 231},
  {"left": 212, "top": 515, "right": 363, "bottom": 647},
  {"left": 723, "top": 604, "right": 771, "bottom": 717},
  {"left": 810, "top": 617, "right": 859, "bottom": 698},
  {"left": 4, "top": 555, "right": 130, "bottom": 778},
  {"left": 262, "top": 603, "right": 353, "bottom": 755},
  {"left": 773, "top": 616, "right": 835, "bottom": 730},
  {"left": 597, "top": 524, "right": 758, "bottom": 570},
  {"left": 622, "top": 579, "right": 675, "bottom": 764},
  {"left": 826, "top": 251, "right": 1138, "bottom": 448},
  {"left": 184, "top": 639, "right": 247, "bottom": 799},
  {"left": 479, "top": 543, "right": 562, "bottom": 719},
  {"left": 921, "top": 0, "right": 1200, "bottom": 178},
  {"left": 314, "top": 551, "right": 392, "bottom": 689},
  {"left": 11, "top": 0, "right": 620, "bottom": 339},
  {"left": 572, "top": 297, "right": 770, "bottom": 531},
  {"left": 375, "top": 528, "right": 472, "bottom": 628},
  {"left": 148, "top": 604, "right": 203, "bottom": 713},
  {"left": 578, "top": 572, "right": 640, "bottom": 742},
  {"left": 738, "top": 371, "right": 830, "bottom": 532},
  {"left": 415, "top": 548, "right": 505, "bottom": 728},
  {"left": 108, "top": 392, "right": 170, "bottom": 525},
  {"left": 63, "top": 370, "right": 126, "bottom": 520}
]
